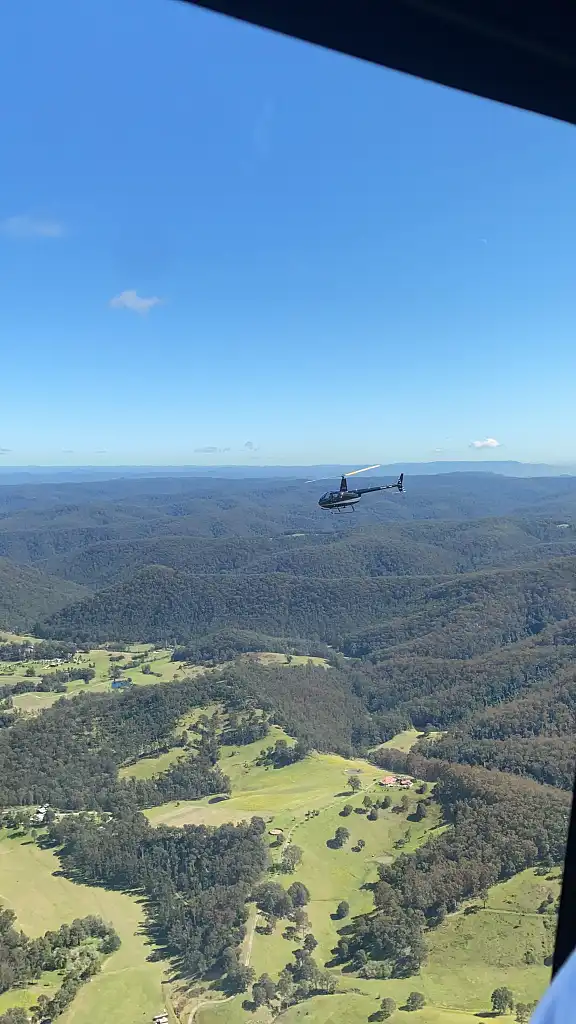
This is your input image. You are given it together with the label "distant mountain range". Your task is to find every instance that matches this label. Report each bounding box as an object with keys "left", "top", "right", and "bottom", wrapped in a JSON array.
[{"left": 0, "top": 460, "right": 574, "bottom": 484}]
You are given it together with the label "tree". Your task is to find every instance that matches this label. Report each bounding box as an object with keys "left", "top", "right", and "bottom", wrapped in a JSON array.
[
  {"left": 381, "top": 795, "right": 392, "bottom": 809},
  {"left": 303, "top": 933, "right": 318, "bottom": 953},
  {"left": 335, "top": 900, "right": 349, "bottom": 919},
  {"left": 253, "top": 882, "right": 293, "bottom": 918},
  {"left": 334, "top": 826, "right": 350, "bottom": 847},
  {"left": 491, "top": 988, "right": 514, "bottom": 1015},
  {"left": 293, "top": 908, "right": 309, "bottom": 935},
  {"left": 357, "top": 838, "right": 366, "bottom": 851},
  {"left": 282, "top": 844, "right": 303, "bottom": 873},
  {"left": 380, "top": 997, "right": 397, "bottom": 1019},
  {"left": 221, "top": 946, "right": 239, "bottom": 975},
  {"left": 363, "top": 794, "right": 373, "bottom": 809},
  {"left": 348, "top": 775, "right": 362, "bottom": 793},
  {"left": 0, "top": 1009, "right": 29, "bottom": 1024},
  {"left": 228, "top": 965, "right": 255, "bottom": 993},
  {"left": 252, "top": 973, "right": 276, "bottom": 1007},
  {"left": 414, "top": 801, "right": 428, "bottom": 821},
  {"left": 515, "top": 1005, "right": 530, "bottom": 1024},
  {"left": 367, "top": 807, "right": 379, "bottom": 821},
  {"left": 406, "top": 992, "right": 426, "bottom": 1011},
  {"left": 340, "top": 803, "right": 353, "bottom": 817},
  {"left": 287, "top": 881, "right": 310, "bottom": 907},
  {"left": 355, "top": 948, "right": 368, "bottom": 969},
  {"left": 101, "top": 931, "right": 121, "bottom": 954}
]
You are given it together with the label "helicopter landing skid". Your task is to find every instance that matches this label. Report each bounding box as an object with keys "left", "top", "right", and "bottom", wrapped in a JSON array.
[{"left": 331, "top": 505, "right": 354, "bottom": 513}]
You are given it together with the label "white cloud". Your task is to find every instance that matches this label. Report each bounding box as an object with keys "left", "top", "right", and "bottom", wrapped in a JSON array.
[
  {"left": 109, "top": 290, "right": 162, "bottom": 314},
  {"left": 194, "top": 446, "right": 231, "bottom": 454},
  {"left": 244, "top": 440, "right": 259, "bottom": 451},
  {"left": 0, "top": 448, "right": 11, "bottom": 455},
  {"left": 1, "top": 215, "right": 64, "bottom": 238},
  {"left": 470, "top": 437, "right": 501, "bottom": 449}
]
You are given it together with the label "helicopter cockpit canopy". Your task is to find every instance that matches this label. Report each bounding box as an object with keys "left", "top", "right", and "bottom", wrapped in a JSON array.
[{"left": 321, "top": 491, "right": 341, "bottom": 502}]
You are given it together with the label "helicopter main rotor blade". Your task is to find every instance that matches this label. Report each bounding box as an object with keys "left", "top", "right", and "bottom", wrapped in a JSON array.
[{"left": 345, "top": 464, "right": 381, "bottom": 478}]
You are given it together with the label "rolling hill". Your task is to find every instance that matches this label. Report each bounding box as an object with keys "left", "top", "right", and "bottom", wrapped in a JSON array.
[
  {"left": 36, "top": 556, "right": 576, "bottom": 650},
  {"left": 0, "top": 558, "right": 88, "bottom": 633}
]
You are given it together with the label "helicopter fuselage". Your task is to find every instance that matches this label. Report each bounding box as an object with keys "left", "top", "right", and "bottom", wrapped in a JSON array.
[
  {"left": 318, "top": 485, "right": 381, "bottom": 511},
  {"left": 318, "top": 476, "right": 403, "bottom": 512}
]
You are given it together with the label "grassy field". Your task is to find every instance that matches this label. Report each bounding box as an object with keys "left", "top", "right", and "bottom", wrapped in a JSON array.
[
  {"left": 3, "top": 637, "right": 328, "bottom": 715},
  {"left": 4, "top": 642, "right": 191, "bottom": 713},
  {"left": 180, "top": 729, "right": 554, "bottom": 1024},
  {"left": 0, "top": 830, "right": 170, "bottom": 1024}
]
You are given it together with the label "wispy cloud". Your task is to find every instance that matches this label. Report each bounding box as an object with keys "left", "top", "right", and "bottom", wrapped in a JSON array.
[
  {"left": 109, "top": 290, "right": 162, "bottom": 314},
  {"left": 0, "top": 448, "right": 11, "bottom": 455},
  {"left": 62, "top": 449, "right": 75, "bottom": 454},
  {"left": 1, "top": 215, "right": 64, "bottom": 238},
  {"left": 94, "top": 449, "right": 108, "bottom": 454},
  {"left": 194, "top": 446, "right": 231, "bottom": 454},
  {"left": 470, "top": 437, "right": 501, "bottom": 449},
  {"left": 244, "top": 440, "right": 259, "bottom": 451}
]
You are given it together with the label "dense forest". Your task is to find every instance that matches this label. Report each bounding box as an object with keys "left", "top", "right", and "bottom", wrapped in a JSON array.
[
  {"left": 33, "top": 556, "right": 576, "bottom": 655},
  {"left": 0, "top": 676, "right": 235, "bottom": 809},
  {"left": 0, "top": 558, "right": 86, "bottom": 632},
  {"left": 48, "top": 813, "right": 268, "bottom": 977}
]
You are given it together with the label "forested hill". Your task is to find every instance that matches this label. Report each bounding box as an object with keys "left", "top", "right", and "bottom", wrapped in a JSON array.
[
  {"left": 35, "top": 516, "right": 576, "bottom": 588},
  {"left": 0, "top": 558, "right": 87, "bottom": 632},
  {"left": 2, "top": 473, "right": 576, "bottom": 572},
  {"left": 37, "top": 556, "right": 576, "bottom": 647}
]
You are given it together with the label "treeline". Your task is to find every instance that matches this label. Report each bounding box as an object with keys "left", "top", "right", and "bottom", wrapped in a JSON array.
[
  {"left": 172, "top": 629, "right": 330, "bottom": 666},
  {"left": 48, "top": 812, "right": 267, "bottom": 977},
  {"left": 0, "top": 905, "right": 120, "bottom": 1019},
  {"left": 341, "top": 762, "right": 569, "bottom": 977},
  {"left": 0, "top": 639, "right": 79, "bottom": 662},
  {"left": 0, "top": 675, "right": 235, "bottom": 809},
  {"left": 6, "top": 666, "right": 97, "bottom": 699},
  {"left": 416, "top": 733, "right": 576, "bottom": 790}
]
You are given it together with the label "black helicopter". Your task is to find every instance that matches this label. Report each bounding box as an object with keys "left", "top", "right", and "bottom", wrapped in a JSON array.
[{"left": 318, "top": 465, "right": 404, "bottom": 513}]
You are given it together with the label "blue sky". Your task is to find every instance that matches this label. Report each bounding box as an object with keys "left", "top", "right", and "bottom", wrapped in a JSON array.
[{"left": 2, "top": 0, "right": 576, "bottom": 466}]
